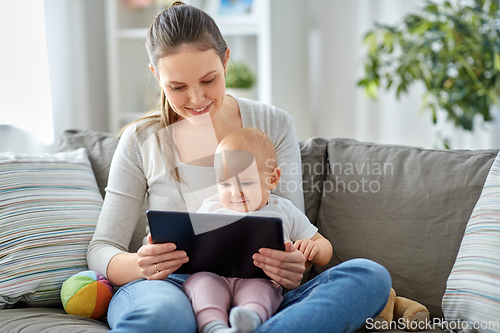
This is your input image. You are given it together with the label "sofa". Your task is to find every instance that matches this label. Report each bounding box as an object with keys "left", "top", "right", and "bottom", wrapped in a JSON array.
[{"left": 0, "top": 129, "right": 499, "bottom": 333}]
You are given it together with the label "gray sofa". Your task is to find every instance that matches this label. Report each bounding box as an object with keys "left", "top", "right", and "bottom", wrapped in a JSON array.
[{"left": 0, "top": 129, "right": 498, "bottom": 333}]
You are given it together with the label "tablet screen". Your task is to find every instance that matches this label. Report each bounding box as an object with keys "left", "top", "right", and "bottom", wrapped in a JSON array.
[{"left": 147, "top": 210, "right": 285, "bottom": 279}]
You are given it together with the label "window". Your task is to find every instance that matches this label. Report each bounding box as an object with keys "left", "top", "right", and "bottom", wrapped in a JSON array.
[{"left": 0, "top": 0, "right": 54, "bottom": 145}]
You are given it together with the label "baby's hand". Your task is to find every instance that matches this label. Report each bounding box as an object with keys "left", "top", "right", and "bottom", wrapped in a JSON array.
[{"left": 294, "top": 239, "right": 320, "bottom": 262}]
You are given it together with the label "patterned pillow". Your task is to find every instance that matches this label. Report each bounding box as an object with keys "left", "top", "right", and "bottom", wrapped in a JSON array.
[
  {"left": 0, "top": 148, "right": 103, "bottom": 308},
  {"left": 442, "top": 152, "right": 500, "bottom": 331}
]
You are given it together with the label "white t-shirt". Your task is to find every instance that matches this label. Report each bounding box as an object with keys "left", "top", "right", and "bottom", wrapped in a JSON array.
[{"left": 197, "top": 194, "right": 318, "bottom": 243}]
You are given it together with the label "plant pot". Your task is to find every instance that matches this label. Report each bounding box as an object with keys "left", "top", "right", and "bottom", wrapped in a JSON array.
[{"left": 225, "top": 87, "right": 255, "bottom": 100}]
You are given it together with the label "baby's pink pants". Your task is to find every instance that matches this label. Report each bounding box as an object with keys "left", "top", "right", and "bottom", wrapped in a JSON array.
[{"left": 183, "top": 271, "right": 283, "bottom": 332}]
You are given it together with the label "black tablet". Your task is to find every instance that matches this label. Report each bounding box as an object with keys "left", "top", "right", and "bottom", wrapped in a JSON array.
[{"left": 146, "top": 210, "right": 285, "bottom": 279}]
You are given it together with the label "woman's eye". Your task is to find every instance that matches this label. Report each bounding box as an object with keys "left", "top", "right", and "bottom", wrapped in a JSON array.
[
  {"left": 202, "top": 77, "right": 215, "bottom": 85},
  {"left": 170, "top": 86, "right": 185, "bottom": 91}
]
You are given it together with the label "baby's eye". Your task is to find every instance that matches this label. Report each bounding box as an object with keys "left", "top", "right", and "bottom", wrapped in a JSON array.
[
  {"left": 242, "top": 182, "right": 255, "bottom": 186},
  {"left": 219, "top": 182, "right": 231, "bottom": 187}
]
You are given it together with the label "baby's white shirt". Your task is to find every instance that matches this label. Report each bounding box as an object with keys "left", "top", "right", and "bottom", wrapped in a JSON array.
[{"left": 197, "top": 194, "right": 318, "bottom": 242}]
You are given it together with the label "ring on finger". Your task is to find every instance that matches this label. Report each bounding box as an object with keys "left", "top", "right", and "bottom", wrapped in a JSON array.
[{"left": 155, "top": 263, "right": 159, "bottom": 274}]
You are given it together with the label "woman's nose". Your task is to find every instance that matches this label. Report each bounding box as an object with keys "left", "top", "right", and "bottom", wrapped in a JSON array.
[{"left": 188, "top": 87, "right": 205, "bottom": 105}]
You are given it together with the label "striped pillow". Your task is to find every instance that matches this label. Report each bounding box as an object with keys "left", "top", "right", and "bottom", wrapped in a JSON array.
[
  {"left": 442, "top": 152, "right": 500, "bottom": 331},
  {"left": 0, "top": 148, "right": 103, "bottom": 308}
]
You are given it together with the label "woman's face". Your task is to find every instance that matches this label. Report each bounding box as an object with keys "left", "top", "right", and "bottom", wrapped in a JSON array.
[{"left": 153, "top": 47, "right": 227, "bottom": 123}]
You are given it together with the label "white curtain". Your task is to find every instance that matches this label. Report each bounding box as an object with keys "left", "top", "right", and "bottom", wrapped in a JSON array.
[
  {"left": 308, "top": 0, "right": 500, "bottom": 149},
  {"left": 0, "top": 0, "right": 109, "bottom": 154},
  {"left": 0, "top": 0, "right": 54, "bottom": 152}
]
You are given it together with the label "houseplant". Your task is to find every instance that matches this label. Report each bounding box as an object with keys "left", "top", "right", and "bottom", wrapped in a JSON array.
[
  {"left": 225, "top": 61, "right": 256, "bottom": 99},
  {"left": 357, "top": 0, "right": 500, "bottom": 134}
]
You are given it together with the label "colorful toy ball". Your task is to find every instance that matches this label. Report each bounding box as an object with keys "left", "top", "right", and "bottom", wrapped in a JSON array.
[{"left": 60, "top": 270, "right": 114, "bottom": 319}]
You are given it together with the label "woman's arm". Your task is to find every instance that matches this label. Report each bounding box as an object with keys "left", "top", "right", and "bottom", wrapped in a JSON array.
[
  {"left": 107, "top": 252, "right": 143, "bottom": 286},
  {"left": 87, "top": 125, "right": 148, "bottom": 284},
  {"left": 272, "top": 113, "right": 305, "bottom": 213},
  {"left": 244, "top": 100, "right": 305, "bottom": 212}
]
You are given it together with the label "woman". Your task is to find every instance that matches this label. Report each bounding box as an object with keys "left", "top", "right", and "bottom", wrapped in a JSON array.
[{"left": 87, "top": 2, "right": 391, "bottom": 332}]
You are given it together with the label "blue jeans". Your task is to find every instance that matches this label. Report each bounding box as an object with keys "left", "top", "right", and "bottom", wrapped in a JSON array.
[{"left": 107, "top": 259, "right": 391, "bottom": 333}]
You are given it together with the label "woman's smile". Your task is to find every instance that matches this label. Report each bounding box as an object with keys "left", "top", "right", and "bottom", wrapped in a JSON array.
[{"left": 184, "top": 102, "right": 213, "bottom": 116}]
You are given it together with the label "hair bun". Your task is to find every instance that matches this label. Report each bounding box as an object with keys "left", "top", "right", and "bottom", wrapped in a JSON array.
[{"left": 170, "top": 1, "right": 185, "bottom": 8}]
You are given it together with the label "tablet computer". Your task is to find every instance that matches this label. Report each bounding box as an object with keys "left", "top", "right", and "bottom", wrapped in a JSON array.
[{"left": 146, "top": 210, "right": 285, "bottom": 279}]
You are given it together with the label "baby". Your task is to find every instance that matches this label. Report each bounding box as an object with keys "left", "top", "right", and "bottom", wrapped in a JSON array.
[{"left": 183, "top": 128, "right": 333, "bottom": 333}]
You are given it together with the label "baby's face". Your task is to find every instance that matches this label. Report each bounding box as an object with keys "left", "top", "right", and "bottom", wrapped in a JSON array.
[{"left": 215, "top": 150, "right": 272, "bottom": 213}]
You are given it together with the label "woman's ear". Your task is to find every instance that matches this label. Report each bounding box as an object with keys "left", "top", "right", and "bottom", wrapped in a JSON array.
[
  {"left": 149, "top": 64, "right": 161, "bottom": 83},
  {"left": 268, "top": 167, "right": 282, "bottom": 190}
]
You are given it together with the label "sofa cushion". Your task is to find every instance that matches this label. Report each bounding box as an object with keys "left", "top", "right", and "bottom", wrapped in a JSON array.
[
  {"left": 299, "top": 137, "right": 328, "bottom": 226},
  {"left": 0, "top": 308, "right": 109, "bottom": 333},
  {"left": 59, "top": 129, "right": 148, "bottom": 253},
  {"left": 442, "top": 152, "right": 500, "bottom": 329},
  {"left": 313, "top": 138, "right": 499, "bottom": 319},
  {"left": 59, "top": 129, "right": 119, "bottom": 199},
  {"left": 0, "top": 149, "right": 103, "bottom": 308}
]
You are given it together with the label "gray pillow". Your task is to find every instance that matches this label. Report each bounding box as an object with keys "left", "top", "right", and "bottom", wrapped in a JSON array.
[
  {"left": 59, "top": 129, "right": 119, "bottom": 199},
  {"left": 313, "top": 138, "right": 499, "bottom": 318},
  {"left": 58, "top": 129, "right": 147, "bottom": 253}
]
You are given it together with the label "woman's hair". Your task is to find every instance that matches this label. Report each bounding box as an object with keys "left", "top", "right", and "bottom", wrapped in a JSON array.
[
  {"left": 122, "top": 1, "right": 228, "bottom": 183},
  {"left": 147, "top": 1, "right": 228, "bottom": 75}
]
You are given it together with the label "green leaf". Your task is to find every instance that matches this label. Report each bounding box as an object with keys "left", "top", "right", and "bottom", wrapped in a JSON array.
[
  {"left": 488, "top": 89, "right": 500, "bottom": 109},
  {"left": 425, "top": 4, "right": 439, "bottom": 14},
  {"left": 413, "top": 20, "right": 433, "bottom": 35},
  {"left": 420, "top": 92, "right": 431, "bottom": 115},
  {"left": 443, "top": 138, "right": 451, "bottom": 149},
  {"left": 430, "top": 103, "right": 437, "bottom": 124},
  {"left": 357, "top": 78, "right": 368, "bottom": 87},
  {"left": 382, "top": 32, "right": 394, "bottom": 52},
  {"left": 366, "top": 81, "right": 379, "bottom": 99},
  {"left": 474, "top": 0, "right": 486, "bottom": 9},
  {"left": 363, "top": 31, "right": 379, "bottom": 54},
  {"left": 494, "top": 51, "right": 500, "bottom": 72},
  {"left": 396, "top": 83, "right": 408, "bottom": 98},
  {"left": 490, "top": 0, "right": 499, "bottom": 12}
]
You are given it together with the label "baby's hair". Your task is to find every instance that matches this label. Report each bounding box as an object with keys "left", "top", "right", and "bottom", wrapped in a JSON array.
[{"left": 218, "top": 128, "right": 277, "bottom": 172}]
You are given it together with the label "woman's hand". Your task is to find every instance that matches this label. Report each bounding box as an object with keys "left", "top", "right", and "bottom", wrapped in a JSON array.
[
  {"left": 136, "top": 234, "right": 189, "bottom": 280},
  {"left": 252, "top": 241, "right": 306, "bottom": 289}
]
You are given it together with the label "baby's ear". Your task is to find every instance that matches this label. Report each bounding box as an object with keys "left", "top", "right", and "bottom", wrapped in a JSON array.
[{"left": 268, "top": 167, "right": 282, "bottom": 190}]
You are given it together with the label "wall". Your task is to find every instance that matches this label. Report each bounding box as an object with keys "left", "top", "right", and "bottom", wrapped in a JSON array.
[{"left": 270, "top": 0, "right": 312, "bottom": 140}]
